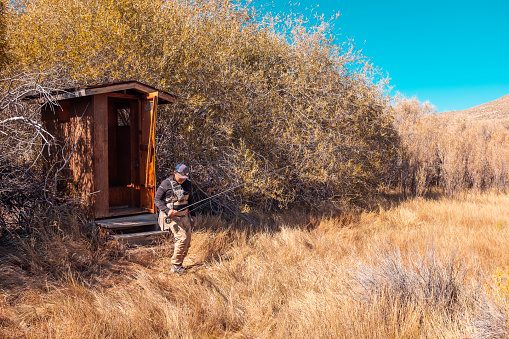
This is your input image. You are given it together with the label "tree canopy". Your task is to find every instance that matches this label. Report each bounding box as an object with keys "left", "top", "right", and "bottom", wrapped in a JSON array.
[{"left": 5, "top": 0, "right": 398, "bottom": 212}]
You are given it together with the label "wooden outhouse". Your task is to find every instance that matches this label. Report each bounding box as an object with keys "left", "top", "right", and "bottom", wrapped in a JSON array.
[{"left": 39, "top": 81, "right": 176, "bottom": 220}]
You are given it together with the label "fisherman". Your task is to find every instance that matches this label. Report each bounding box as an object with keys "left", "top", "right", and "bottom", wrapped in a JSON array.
[{"left": 154, "top": 163, "right": 196, "bottom": 274}]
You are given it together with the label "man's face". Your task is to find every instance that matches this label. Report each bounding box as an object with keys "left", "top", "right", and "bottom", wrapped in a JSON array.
[{"left": 174, "top": 172, "right": 186, "bottom": 184}]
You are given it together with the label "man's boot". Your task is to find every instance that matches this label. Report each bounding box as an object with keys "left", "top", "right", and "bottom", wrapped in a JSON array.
[{"left": 171, "top": 264, "right": 185, "bottom": 274}]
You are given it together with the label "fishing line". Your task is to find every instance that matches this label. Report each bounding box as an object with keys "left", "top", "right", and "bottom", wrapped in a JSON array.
[{"left": 184, "top": 163, "right": 294, "bottom": 214}]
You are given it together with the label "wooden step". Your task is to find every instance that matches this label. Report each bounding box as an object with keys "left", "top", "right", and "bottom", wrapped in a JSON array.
[
  {"left": 108, "top": 230, "right": 170, "bottom": 242},
  {"left": 96, "top": 213, "right": 158, "bottom": 230}
]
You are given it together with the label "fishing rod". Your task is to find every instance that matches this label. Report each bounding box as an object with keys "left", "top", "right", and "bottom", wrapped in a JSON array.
[{"left": 183, "top": 163, "right": 294, "bottom": 214}]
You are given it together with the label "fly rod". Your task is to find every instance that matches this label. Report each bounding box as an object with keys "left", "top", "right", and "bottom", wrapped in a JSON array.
[{"left": 182, "top": 163, "right": 294, "bottom": 214}]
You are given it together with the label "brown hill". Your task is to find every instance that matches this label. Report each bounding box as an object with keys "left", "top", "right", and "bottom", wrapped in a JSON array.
[{"left": 439, "top": 94, "right": 509, "bottom": 125}]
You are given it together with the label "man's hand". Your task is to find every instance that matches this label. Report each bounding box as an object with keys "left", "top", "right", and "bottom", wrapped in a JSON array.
[{"left": 167, "top": 210, "right": 178, "bottom": 217}]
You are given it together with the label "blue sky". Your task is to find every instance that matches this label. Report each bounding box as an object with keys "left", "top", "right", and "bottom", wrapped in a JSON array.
[{"left": 269, "top": 0, "right": 509, "bottom": 112}]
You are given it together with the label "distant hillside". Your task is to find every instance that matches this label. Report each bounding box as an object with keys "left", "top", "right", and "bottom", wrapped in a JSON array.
[{"left": 439, "top": 94, "right": 509, "bottom": 125}]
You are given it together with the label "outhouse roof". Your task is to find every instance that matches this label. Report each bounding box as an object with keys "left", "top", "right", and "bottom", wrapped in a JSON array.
[{"left": 25, "top": 80, "right": 177, "bottom": 104}]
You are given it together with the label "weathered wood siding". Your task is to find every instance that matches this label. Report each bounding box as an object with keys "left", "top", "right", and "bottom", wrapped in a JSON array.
[{"left": 93, "top": 93, "right": 109, "bottom": 217}]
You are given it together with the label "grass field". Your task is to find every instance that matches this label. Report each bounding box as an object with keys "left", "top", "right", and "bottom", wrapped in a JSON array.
[{"left": 1, "top": 193, "right": 508, "bottom": 338}]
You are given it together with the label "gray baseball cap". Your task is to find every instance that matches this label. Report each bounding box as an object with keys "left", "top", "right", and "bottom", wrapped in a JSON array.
[{"left": 175, "top": 163, "right": 189, "bottom": 179}]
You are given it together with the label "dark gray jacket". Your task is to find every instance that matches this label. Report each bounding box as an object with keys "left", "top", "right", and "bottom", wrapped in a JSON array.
[{"left": 154, "top": 178, "right": 195, "bottom": 216}]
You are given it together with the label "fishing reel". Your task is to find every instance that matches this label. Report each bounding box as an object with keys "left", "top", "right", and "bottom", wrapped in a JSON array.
[{"left": 165, "top": 208, "right": 185, "bottom": 224}]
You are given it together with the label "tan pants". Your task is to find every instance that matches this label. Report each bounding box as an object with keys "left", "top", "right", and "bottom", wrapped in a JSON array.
[{"left": 159, "top": 212, "right": 191, "bottom": 265}]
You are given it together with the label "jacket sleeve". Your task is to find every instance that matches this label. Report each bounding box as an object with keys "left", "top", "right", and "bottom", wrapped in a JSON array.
[{"left": 154, "top": 180, "right": 170, "bottom": 214}]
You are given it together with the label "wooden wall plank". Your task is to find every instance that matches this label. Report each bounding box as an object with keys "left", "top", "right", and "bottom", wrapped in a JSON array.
[
  {"left": 68, "top": 97, "right": 94, "bottom": 203},
  {"left": 93, "top": 93, "right": 109, "bottom": 218}
]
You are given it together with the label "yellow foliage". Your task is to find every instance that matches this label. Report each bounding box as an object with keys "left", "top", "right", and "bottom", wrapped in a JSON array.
[
  {"left": 0, "top": 0, "right": 7, "bottom": 70},
  {"left": 392, "top": 95, "right": 509, "bottom": 197},
  {"left": 6, "top": 0, "right": 398, "bottom": 211},
  {"left": 493, "top": 267, "right": 509, "bottom": 299}
]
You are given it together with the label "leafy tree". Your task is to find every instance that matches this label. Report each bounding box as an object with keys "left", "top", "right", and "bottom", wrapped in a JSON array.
[
  {"left": 5, "top": 0, "right": 398, "bottom": 212},
  {"left": 0, "top": 0, "right": 7, "bottom": 70}
]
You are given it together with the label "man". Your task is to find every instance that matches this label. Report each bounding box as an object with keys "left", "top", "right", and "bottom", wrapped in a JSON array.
[{"left": 154, "top": 163, "right": 196, "bottom": 274}]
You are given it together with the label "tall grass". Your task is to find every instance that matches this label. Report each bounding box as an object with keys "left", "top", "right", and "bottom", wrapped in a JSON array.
[{"left": 1, "top": 193, "right": 508, "bottom": 338}]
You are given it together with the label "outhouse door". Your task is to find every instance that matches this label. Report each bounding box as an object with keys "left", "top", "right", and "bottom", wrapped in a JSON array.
[
  {"left": 139, "top": 92, "right": 158, "bottom": 213},
  {"left": 106, "top": 93, "right": 157, "bottom": 216}
]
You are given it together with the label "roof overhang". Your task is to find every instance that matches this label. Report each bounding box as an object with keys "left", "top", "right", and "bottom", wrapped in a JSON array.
[{"left": 25, "top": 80, "right": 177, "bottom": 104}]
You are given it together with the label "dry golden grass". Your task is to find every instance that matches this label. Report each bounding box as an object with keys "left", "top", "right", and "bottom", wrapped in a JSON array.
[
  {"left": 441, "top": 94, "right": 509, "bottom": 122},
  {"left": 1, "top": 193, "right": 509, "bottom": 338}
]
